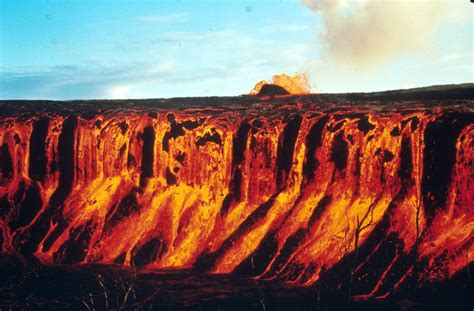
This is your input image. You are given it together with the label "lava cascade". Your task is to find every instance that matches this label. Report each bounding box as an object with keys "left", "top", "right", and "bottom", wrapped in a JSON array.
[{"left": 0, "top": 100, "right": 472, "bottom": 299}]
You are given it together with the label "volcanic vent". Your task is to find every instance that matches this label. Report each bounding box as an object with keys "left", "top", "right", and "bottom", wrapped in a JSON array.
[
  {"left": 250, "top": 73, "right": 311, "bottom": 96},
  {"left": 0, "top": 85, "right": 473, "bottom": 309}
]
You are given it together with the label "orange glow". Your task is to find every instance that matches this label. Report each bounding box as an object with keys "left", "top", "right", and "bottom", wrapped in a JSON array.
[
  {"left": 0, "top": 102, "right": 472, "bottom": 300},
  {"left": 250, "top": 73, "right": 311, "bottom": 95}
]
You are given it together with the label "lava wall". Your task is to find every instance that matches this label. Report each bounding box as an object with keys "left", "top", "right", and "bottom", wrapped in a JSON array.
[{"left": 0, "top": 101, "right": 472, "bottom": 299}]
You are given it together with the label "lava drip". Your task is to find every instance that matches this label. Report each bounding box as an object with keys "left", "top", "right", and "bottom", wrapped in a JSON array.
[{"left": 0, "top": 103, "right": 472, "bottom": 300}]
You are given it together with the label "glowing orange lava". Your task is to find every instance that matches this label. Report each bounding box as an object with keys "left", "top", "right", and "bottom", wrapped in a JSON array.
[
  {"left": 0, "top": 99, "right": 472, "bottom": 300},
  {"left": 250, "top": 73, "right": 311, "bottom": 95}
]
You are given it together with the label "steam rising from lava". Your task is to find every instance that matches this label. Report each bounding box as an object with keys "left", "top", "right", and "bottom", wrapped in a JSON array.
[{"left": 302, "top": 0, "right": 444, "bottom": 68}]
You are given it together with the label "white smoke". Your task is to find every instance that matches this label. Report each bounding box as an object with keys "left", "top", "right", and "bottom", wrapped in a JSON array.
[{"left": 302, "top": 0, "right": 455, "bottom": 69}]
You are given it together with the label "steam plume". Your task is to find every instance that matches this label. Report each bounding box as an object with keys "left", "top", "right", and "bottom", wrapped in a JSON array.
[{"left": 302, "top": 0, "right": 445, "bottom": 68}]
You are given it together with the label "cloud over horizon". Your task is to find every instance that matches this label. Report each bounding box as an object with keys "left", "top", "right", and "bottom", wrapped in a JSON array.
[{"left": 0, "top": 26, "right": 313, "bottom": 99}]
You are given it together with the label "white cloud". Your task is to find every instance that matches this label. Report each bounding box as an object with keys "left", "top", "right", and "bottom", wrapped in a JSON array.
[{"left": 106, "top": 84, "right": 133, "bottom": 99}]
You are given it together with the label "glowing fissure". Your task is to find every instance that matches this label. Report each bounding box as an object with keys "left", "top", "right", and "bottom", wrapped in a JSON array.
[{"left": 0, "top": 104, "right": 472, "bottom": 299}]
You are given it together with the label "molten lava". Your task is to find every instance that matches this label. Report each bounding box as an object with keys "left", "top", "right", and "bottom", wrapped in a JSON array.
[
  {"left": 0, "top": 96, "right": 472, "bottom": 300},
  {"left": 250, "top": 73, "right": 311, "bottom": 95}
]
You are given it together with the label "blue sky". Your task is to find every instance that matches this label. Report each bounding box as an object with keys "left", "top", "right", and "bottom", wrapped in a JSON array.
[{"left": 0, "top": 0, "right": 472, "bottom": 99}]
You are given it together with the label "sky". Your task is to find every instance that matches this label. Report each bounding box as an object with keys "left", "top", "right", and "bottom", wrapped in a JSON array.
[{"left": 0, "top": 0, "right": 472, "bottom": 99}]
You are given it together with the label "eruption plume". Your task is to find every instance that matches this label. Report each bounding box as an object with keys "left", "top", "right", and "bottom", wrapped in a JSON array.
[
  {"left": 250, "top": 73, "right": 311, "bottom": 95},
  {"left": 302, "top": 0, "right": 445, "bottom": 68}
]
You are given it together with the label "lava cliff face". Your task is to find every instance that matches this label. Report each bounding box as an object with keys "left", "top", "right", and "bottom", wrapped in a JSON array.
[{"left": 0, "top": 98, "right": 472, "bottom": 299}]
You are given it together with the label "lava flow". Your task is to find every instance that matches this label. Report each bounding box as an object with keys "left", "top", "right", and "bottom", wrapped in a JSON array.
[{"left": 0, "top": 91, "right": 473, "bottom": 300}]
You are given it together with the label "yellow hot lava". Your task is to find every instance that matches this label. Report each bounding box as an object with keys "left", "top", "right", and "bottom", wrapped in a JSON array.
[{"left": 250, "top": 73, "right": 311, "bottom": 95}]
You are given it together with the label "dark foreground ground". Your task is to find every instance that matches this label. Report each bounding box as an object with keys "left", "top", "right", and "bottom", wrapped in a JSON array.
[{"left": 0, "top": 256, "right": 472, "bottom": 311}]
